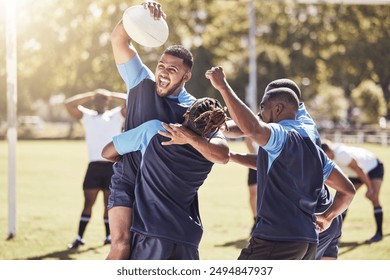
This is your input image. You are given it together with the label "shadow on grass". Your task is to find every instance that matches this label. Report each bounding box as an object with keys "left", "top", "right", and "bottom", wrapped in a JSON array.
[
  {"left": 215, "top": 238, "right": 249, "bottom": 249},
  {"left": 22, "top": 245, "right": 106, "bottom": 260},
  {"left": 339, "top": 233, "right": 389, "bottom": 256}
]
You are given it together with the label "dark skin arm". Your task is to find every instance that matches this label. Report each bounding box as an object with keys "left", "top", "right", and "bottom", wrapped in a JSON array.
[
  {"left": 222, "top": 119, "right": 246, "bottom": 138},
  {"left": 110, "top": 1, "right": 166, "bottom": 65},
  {"left": 205, "top": 67, "right": 271, "bottom": 147},
  {"left": 105, "top": 0, "right": 167, "bottom": 261},
  {"left": 64, "top": 92, "right": 96, "bottom": 120},
  {"left": 105, "top": 206, "right": 132, "bottom": 260},
  {"left": 65, "top": 91, "right": 127, "bottom": 120},
  {"left": 316, "top": 165, "right": 356, "bottom": 232},
  {"left": 229, "top": 152, "right": 257, "bottom": 170},
  {"left": 347, "top": 158, "right": 374, "bottom": 199},
  {"left": 158, "top": 123, "right": 230, "bottom": 164},
  {"left": 101, "top": 141, "right": 122, "bottom": 162}
]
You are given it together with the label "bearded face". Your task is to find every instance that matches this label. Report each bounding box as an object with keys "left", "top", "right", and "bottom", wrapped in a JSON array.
[{"left": 154, "top": 54, "right": 190, "bottom": 97}]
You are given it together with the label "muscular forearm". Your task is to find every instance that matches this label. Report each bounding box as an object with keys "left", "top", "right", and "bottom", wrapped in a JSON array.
[
  {"left": 217, "top": 85, "right": 259, "bottom": 136},
  {"left": 323, "top": 166, "right": 356, "bottom": 221},
  {"left": 205, "top": 67, "right": 270, "bottom": 146},
  {"left": 229, "top": 152, "right": 257, "bottom": 170},
  {"left": 222, "top": 120, "right": 245, "bottom": 138},
  {"left": 111, "top": 20, "right": 136, "bottom": 65},
  {"left": 187, "top": 137, "right": 229, "bottom": 164}
]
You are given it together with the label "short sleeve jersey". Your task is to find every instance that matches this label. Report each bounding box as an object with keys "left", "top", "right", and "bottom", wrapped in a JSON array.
[
  {"left": 297, "top": 103, "right": 333, "bottom": 213},
  {"left": 108, "top": 55, "right": 196, "bottom": 209},
  {"left": 253, "top": 120, "right": 335, "bottom": 244},
  {"left": 113, "top": 120, "right": 215, "bottom": 247}
]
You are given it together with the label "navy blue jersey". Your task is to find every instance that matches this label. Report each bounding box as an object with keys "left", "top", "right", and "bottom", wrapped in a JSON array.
[
  {"left": 113, "top": 120, "right": 214, "bottom": 247},
  {"left": 253, "top": 120, "right": 335, "bottom": 244},
  {"left": 297, "top": 103, "right": 333, "bottom": 213},
  {"left": 108, "top": 56, "right": 195, "bottom": 209}
]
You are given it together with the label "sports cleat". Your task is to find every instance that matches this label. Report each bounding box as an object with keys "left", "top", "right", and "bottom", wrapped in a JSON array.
[
  {"left": 365, "top": 232, "right": 383, "bottom": 244},
  {"left": 68, "top": 238, "right": 85, "bottom": 249},
  {"left": 103, "top": 235, "right": 111, "bottom": 245}
]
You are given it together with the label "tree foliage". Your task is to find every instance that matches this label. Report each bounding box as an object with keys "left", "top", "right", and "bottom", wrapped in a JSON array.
[
  {"left": 0, "top": 0, "right": 389, "bottom": 125},
  {"left": 351, "top": 80, "right": 387, "bottom": 124}
]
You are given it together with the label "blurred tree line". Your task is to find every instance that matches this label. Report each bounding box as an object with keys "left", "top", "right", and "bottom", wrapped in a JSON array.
[{"left": 0, "top": 0, "right": 389, "bottom": 127}]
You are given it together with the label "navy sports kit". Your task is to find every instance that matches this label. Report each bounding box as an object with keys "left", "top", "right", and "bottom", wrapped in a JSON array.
[
  {"left": 108, "top": 55, "right": 195, "bottom": 210},
  {"left": 113, "top": 120, "right": 222, "bottom": 259}
]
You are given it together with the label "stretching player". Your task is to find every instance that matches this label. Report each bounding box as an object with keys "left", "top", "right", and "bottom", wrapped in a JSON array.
[
  {"left": 321, "top": 140, "right": 385, "bottom": 243},
  {"left": 64, "top": 89, "right": 126, "bottom": 249}
]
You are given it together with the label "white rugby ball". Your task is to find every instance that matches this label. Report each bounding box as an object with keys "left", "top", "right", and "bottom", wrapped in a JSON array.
[{"left": 122, "top": 5, "right": 169, "bottom": 48}]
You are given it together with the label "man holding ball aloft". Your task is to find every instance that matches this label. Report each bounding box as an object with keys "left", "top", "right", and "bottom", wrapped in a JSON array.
[{"left": 106, "top": 2, "right": 229, "bottom": 260}]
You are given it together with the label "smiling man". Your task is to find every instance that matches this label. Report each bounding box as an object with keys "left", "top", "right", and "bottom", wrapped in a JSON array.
[{"left": 105, "top": 2, "right": 221, "bottom": 260}]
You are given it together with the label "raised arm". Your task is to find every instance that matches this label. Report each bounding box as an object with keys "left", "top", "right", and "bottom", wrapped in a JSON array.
[
  {"left": 205, "top": 67, "right": 270, "bottom": 147},
  {"left": 108, "top": 91, "right": 127, "bottom": 117},
  {"left": 110, "top": 2, "right": 166, "bottom": 65},
  {"left": 110, "top": 19, "right": 137, "bottom": 65},
  {"left": 64, "top": 91, "right": 96, "bottom": 120},
  {"left": 222, "top": 119, "right": 246, "bottom": 138}
]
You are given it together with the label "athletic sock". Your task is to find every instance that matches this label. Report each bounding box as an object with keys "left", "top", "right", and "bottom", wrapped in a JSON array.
[
  {"left": 104, "top": 217, "right": 110, "bottom": 237},
  {"left": 374, "top": 206, "right": 383, "bottom": 235},
  {"left": 78, "top": 215, "right": 91, "bottom": 239}
]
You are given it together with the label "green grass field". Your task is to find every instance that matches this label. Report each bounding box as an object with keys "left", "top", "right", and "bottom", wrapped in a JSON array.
[{"left": 0, "top": 140, "right": 389, "bottom": 260}]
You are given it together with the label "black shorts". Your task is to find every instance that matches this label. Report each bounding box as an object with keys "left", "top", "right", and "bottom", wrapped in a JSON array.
[
  {"left": 349, "top": 160, "right": 384, "bottom": 184},
  {"left": 247, "top": 168, "right": 257, "bottom": 186},
  {"left": 317, "top": 214, "right": 342, "bottom": 259},
  {"left": 130, "top": 232, "right": 199, "bottom": 260},
  {"left": 83, "top": 161, "right": 114, "bottom": 190},
  {"left": 238, "top": 237, "right": 317, "bottom": 260}
]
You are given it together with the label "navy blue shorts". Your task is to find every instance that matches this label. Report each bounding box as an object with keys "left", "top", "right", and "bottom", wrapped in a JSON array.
[
  {"left": 130, "top": 232, "right": 199, "bottom": 260},
  {"left": 247, "top": 168, "right": 257, "bottom": 186},
  {"left": 107, "top": 161, "right": 136, "bottom": 209},
  {"left": 82, "top": 161, "right": 113, "bottom": 190},
  {"left": 316, "top": 214, "right": 342, "bottom": 259},
  {"left": 238, "top": 237, "right": 317, "bottom": 260}
]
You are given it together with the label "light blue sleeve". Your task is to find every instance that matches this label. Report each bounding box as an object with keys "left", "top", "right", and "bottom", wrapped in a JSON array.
[
  {"left": 322, "top": 153, "right": 336, "bottom": 181},
  {"left": 117, "top": 55, "right": 155, "bottom": 93},
  {"left": 262, "top": 123, "right": 287, "bottom": 172},
  {"left": 113, "top": 120, "right": 164, "bottom": 155}
]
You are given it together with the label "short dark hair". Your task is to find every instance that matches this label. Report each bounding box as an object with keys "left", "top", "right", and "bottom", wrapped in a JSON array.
[
  {"left": 265, "top": 79, "right": 301, "bottom": 101},
  {"left": 164, "top": 45, "right": 193, "bottom": 70},
  {"left": 183, "top": 97, "right": 228, "bottom": 138},
  {"left": 265, "top": 87, "right": 299, "bottom": 110}
]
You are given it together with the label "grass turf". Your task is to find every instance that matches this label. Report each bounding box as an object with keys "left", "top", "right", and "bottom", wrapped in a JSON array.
[{"left": 0, "top": 140, "right": 389, "bottom": 260}]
